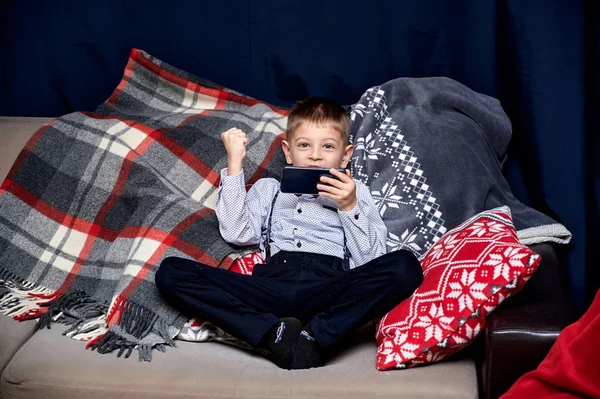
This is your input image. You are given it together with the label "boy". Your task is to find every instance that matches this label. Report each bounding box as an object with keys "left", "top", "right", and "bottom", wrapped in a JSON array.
[{"left": 156, "top": 97, "right": 422, "bottom": 369}]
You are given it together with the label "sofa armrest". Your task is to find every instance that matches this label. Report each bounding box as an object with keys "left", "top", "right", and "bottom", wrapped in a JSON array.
[{"left": 479, "top": 243, "right": 576, "bottom": 399}]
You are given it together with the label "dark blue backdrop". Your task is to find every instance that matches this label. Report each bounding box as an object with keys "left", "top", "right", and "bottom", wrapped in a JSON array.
[{"left": 1, "top": 0, "right": 598, "bottom": 309}]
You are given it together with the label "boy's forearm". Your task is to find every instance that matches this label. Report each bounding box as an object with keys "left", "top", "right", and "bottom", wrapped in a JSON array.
[
  {"left": 341, "top": 185, "right": 389, "bottom": 265},
  {"left": 215, "top": 171, "right": 260, "bottom": 245},
  {"left": 227, "top": 158, "right": 243, "bottom": 176},
  {"left": 340, "top": 207, "right": 388, "bottom": 266},
  {"left": 347, "top": 227, "right": 387, "bottom": 263}
]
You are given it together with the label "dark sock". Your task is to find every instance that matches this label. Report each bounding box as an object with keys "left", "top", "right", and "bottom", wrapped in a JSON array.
[
  {"left": 290, "top": 328, "right": 323, "bottom": 369},
  {"left": 259, "top": 317, "right": 302, "bottom": 369}
]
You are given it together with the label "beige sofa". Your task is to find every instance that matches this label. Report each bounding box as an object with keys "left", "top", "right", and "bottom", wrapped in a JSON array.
[{"left": 0, "top": 117, "right": 573, "bottom": 399}]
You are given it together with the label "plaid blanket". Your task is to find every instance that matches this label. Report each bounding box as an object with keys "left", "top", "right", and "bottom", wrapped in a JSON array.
[{"left": 0, "top": 49, "right": 288, "bottom": 360}]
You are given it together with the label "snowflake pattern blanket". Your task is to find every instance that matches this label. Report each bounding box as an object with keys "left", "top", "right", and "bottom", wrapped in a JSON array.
[
  {"left": 0, "top": 49, "right": 571, "bottom": 361},
  {"left": 348, "top": 78, "right": 571, "bottom": 258}
]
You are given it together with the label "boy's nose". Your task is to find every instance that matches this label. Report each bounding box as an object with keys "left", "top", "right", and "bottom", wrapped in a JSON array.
[{"left": 309, "top": 149, "right": 322, "bottom": 160}]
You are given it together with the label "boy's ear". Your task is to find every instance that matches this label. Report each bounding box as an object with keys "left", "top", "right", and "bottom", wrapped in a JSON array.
[
  {"left": 281, "top": 140, "right": 293, "bottom": 164},
  {"left": 340, "top": 144, "right": 354, "bottom": 168}
]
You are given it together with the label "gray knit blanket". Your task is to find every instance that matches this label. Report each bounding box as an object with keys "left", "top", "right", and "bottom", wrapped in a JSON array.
[{"left": 349, "top": 77, "right": 571, "bottom": 258}]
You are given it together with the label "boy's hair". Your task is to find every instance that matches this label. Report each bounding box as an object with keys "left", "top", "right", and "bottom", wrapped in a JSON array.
[{"left": 286, "top": 97, "right": 350, "bottom": 144}]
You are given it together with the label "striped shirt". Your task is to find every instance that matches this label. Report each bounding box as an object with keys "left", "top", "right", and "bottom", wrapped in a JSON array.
[{"left": 215, "top": 169, "right": 387, "bottom": 268}]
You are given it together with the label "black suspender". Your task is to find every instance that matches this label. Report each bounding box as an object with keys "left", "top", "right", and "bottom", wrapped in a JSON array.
[
  {"left": 264, "top": 190, "right": 279, "bottom": 263},
  {"left": 342, "top": 233, "right": 351, "bottom": 271},
  {"left": 264, "top": 191, "right": 350, "bottom": 269}
]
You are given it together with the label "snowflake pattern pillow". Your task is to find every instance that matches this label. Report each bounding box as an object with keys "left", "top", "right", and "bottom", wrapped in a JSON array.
[
  {"left": 176, "top": 252, "right": 262, "bottom": 343},
  {"left": 376, "top": 206, "right": 541, "bottom": 370}
]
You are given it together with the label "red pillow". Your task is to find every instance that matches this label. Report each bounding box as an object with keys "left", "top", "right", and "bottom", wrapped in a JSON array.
[
  {"left": 376, "top": 206, "right": 541, "bottom": 370},
  {"left": 227, "top": 252, "right": 262, "bottom": 275}
]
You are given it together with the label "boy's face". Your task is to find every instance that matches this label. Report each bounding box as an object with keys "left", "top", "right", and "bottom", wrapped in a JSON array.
[{"left": 281, "top": 123, "right": 354, "bottom": 169}]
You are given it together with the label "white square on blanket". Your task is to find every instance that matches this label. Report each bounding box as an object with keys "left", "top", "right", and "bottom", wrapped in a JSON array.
[
  {"left": 99, "top": 138, "right": 130, "bottom": 159},
  {"left": 40, "top": 251, "right": 76, "bottom": 272},
  {"left": 124, "top": 263, "right": 142, "bottom": 277},
  {"left": 174, "top": 82, "right": 218, "bottom": 113},
  {"left": 49, "top": 225, "right": 87, "bottom": 257},
  {"left": 128, "top": 237, "right": 162, "bottom": 261},
  {"left": 191, "top": 179, "right": 215, "bottom": 204},
  {"left": 119, "top": 126, "right": 147, "bottom": 150}
]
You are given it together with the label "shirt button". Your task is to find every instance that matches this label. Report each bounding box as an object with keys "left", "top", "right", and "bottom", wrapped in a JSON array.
[
  {"left": 296, "top": 242, "right": 302, "bottom": 248},
  {"left": 297, "top": 208, "right": 302, "bottom": 213},
  {"left": 354, "top": 214, "right": 359, "bottom": 220}
]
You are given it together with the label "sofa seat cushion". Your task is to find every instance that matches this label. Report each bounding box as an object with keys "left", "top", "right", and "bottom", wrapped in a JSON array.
[
  {"left": 1, "top": 325, "right": 477, "bottom": 399},
  {"left": 0, "top": 317, "right": 36, "bottom": 374}
]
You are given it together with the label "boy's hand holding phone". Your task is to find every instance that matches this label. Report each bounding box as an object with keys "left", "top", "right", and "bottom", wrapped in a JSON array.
[
  {"left": 318, "top": 169, "right": 357, "bottom": 212},
  {"left": 221, "top": 128, "right": 248, "bottom": 176}
]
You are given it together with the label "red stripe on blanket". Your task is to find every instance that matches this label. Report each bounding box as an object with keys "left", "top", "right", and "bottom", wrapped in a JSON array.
[
  {"left": 59, "top": 107, "right": 224, "bottom": 293},
  {"left": 54, "top": 155, "right": 137, "bottom": 293},
  {"left": 104, "top": 295, "right": 127, "bottom": 328},
  {"left": 106, "top": 53, "right": 136, "bottom": 106},
  {"left": 1, "top": 181, "right": 114, "bottom": 238},
  {"left": 215, "top": 89, "right": 229, "bottom": 111},
  {"left": 82, "top": 114, "right": 221, "bottom": 186},
  {"left": 118, "top": 225, "right": 216, "bottom": 261},
  {"left": 153, "top": 134, "right": 220, "bottom": 186},
  {"left": 130, "top": 48, "right": 288, "bottom": 116},
  {"left": 110, "top": 207, "right": 218, "bottom": 326},
  {"left": 246, "top": 133, "right": 286, "bottom": 186},
  {"left": 54, "top": 117, "right": 172, "bottom": 294},
  {"left": 172, "top": 92, "right": 228, "bottom": 131},
  {"left": 2, "top": 181, "right": 217, "bottom": 262},
  {"left": 125, "top": 120, "right": 221, "bottom": 185}
]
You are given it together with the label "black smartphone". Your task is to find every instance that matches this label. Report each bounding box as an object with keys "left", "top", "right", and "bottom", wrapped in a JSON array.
[{"left": 280, "top": 166, "right": 347, "bottom": 195}]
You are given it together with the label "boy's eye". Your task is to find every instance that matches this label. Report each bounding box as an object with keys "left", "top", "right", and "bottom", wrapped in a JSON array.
[
  {"left": 324, "top": 144, "right": 335, "bottom": 149},
  {"left": 299, "top": 143, "right": 309, "bottom": 148}
]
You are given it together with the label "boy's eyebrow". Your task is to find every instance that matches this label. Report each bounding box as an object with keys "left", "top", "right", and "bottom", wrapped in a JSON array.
[
  {"left": 294, "top": 136, "right": 341, "bottom": 143},
  {"left": 321, "top": 138, "right": 342, "bottom": 145}
]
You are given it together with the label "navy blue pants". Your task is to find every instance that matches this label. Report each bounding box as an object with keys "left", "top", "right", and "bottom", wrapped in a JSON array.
[{"left": 155, "top": 250, "right": 422, "bottom": 350}]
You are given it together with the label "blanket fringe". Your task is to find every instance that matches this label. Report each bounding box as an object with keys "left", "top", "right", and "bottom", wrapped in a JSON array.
[
  {"left": 2, "top": 270, "right": 176, "bottom": 361},
  {"left": 88, "top": 297, "right": 176, "bottom": 361},
  {"left": 0, "top": 269, "right": 56, "bottom": 319},
  {"left": 35, "top": 290, "right": 108, "bottom": 332},
  {"left": 63, "top": 314, "right": 108, "bottom": 341},
  {"left": 1, "top": 268, "right": 110, "bottom": 340}
]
